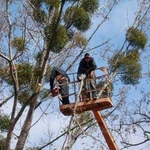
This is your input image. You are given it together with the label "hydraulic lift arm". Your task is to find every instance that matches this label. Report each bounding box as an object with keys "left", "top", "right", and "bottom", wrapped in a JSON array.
[{"left": 93, "top": 111, "right": 119, "bottom": 150}]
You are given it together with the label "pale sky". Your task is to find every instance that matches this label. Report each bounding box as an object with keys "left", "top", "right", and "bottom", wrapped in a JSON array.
[{"left": 1, "top": 0, "right": 150, "bottom": 150}]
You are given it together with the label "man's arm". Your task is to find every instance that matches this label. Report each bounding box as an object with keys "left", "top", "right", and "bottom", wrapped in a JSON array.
[
  {"left": 77, "top": 59, "right": 87, "bottom": 75},
  {"left": 90, "top": 58, "right": 97, "bottom": 70},
  {"left": 77, "top": 61, "right": 82, "bottom": 75}
]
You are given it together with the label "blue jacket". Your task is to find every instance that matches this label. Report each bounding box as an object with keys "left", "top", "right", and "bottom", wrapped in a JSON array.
[{"left": 77, "top": 57, "right": 97, "bottom": 75}]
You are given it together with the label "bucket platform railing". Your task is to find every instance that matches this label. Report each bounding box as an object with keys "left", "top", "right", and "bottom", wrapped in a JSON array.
[{"left": 58, "top": 68, "right": 119, "bottom": 150}]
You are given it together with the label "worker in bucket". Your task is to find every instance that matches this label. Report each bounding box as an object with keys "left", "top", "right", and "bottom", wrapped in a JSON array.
[
  {"left": 50, "top": 66, "right": 70, "bottom": 105},
  {"left": 77, "top": 53, "right": 98, "bottom": 101}
]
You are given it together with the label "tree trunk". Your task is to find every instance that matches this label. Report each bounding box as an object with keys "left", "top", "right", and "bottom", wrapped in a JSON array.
[
  {"left": 4, "top": 120, "right": 15, "bottom": 150},
  {"left": 15, "top": 100, "right": 36, "bottom": 150}
]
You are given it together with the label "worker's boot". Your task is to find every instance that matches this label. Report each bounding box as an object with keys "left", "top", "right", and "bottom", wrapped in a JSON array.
[
  {"left": 92, "top": 91, "right": 98, "bottom": 100},
  {"left": 85, "top": 92, "right": 90, "bottom": 101}
]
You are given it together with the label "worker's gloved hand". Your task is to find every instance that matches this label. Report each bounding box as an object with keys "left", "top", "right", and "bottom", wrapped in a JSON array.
[
  {"left": 50, "top": 87, "right": 59, "bottom": 97},
  {"left": 51, "top": 88, "right": 59, "bottom": 97},
  {"left": 77, "top": 74, "right": 86, "bottom": 81}
]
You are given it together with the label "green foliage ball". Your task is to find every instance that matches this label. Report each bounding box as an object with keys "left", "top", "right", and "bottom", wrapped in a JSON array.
[
  {"left": 6, "top": 63, "right": 32, "bottom": 86},
  {"left": 119, "top": 51, "right": 141, "bottom": 85},
  {"left": 16, "top": 63, "right": 33, "bottom": 86},
  {"left": 73, "top": 32, "right": 87, "bottom": 48},
  {"left": 110, "top": 51, "right": 141, "bottom": 85},
  {"left": 120, "top": 63, "right": 141, "bottom": 85},
  {"left": 33, "top": 9, "right": 46, "bottom": 24},
  {"left": 44, "top": 24, "right": 69, "bottom": 53},
  {"left": 126, "top": 27, "right": 147, "bottom": 49},
  {"left": 0, "top": 115, "right": 10, "bottom": 132},
  {"left": 18, "top": 90, "right": 31, "bottom": 104},
  {"left": 11, "top": 37, "right": 25, "bottom": 52},
  {"left": 64, "top": 7, "right": 91, "bottom": 32},
  {"left": 81, "top": 0, "right": 99, "bottom": 14}
]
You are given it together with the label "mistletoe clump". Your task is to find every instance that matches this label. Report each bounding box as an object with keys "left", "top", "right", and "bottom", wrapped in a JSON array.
[
  {"left": 11, "top": 37, "right": 26, "bottom": 52},
  {"left": 18, "top": 90, "right": 31, "bottom": 105},
  {"left": 5, "top": 63, "right": 32, "bottom": 86},
  {"left": 73, "top": 32, "right": 87, "bottom": 48},
  {"left": 44, "top": 24, "right": 69, "bottom": 53},
  {"left": 64, "top": 7, "right": 91, "bottom": 32},
  {"left": 33, "top": 9, "right": 46, "bottom": 23},
  {"left": 110, "top": 50, "right": 141, "bottom": 85},
  {"left": 81, "top": 0, "right": 99, "bottom": 14},
  {"left": 0, "top": 115, "right": 10, "bottom": 132},
  {"left": 126, "top": 27, "right": 147, "bottom": 50}
]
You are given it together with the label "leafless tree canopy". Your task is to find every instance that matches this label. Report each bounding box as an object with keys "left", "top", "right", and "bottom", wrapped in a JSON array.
[{"left": 0, "top": 0, "right": 150, "bottom": 150}]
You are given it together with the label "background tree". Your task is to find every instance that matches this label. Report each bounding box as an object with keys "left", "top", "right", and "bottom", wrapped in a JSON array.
[{"left": 0, "top": 0, "right": 150, "bottom": 150}]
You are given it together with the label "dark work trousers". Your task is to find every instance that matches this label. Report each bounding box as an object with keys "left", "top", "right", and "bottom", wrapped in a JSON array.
[
  {"left": 59, "top": 79, "right": 70, "bottom": 105},
  {"left": 84, "top": 78, "right": 97, "bottom": 99}
]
